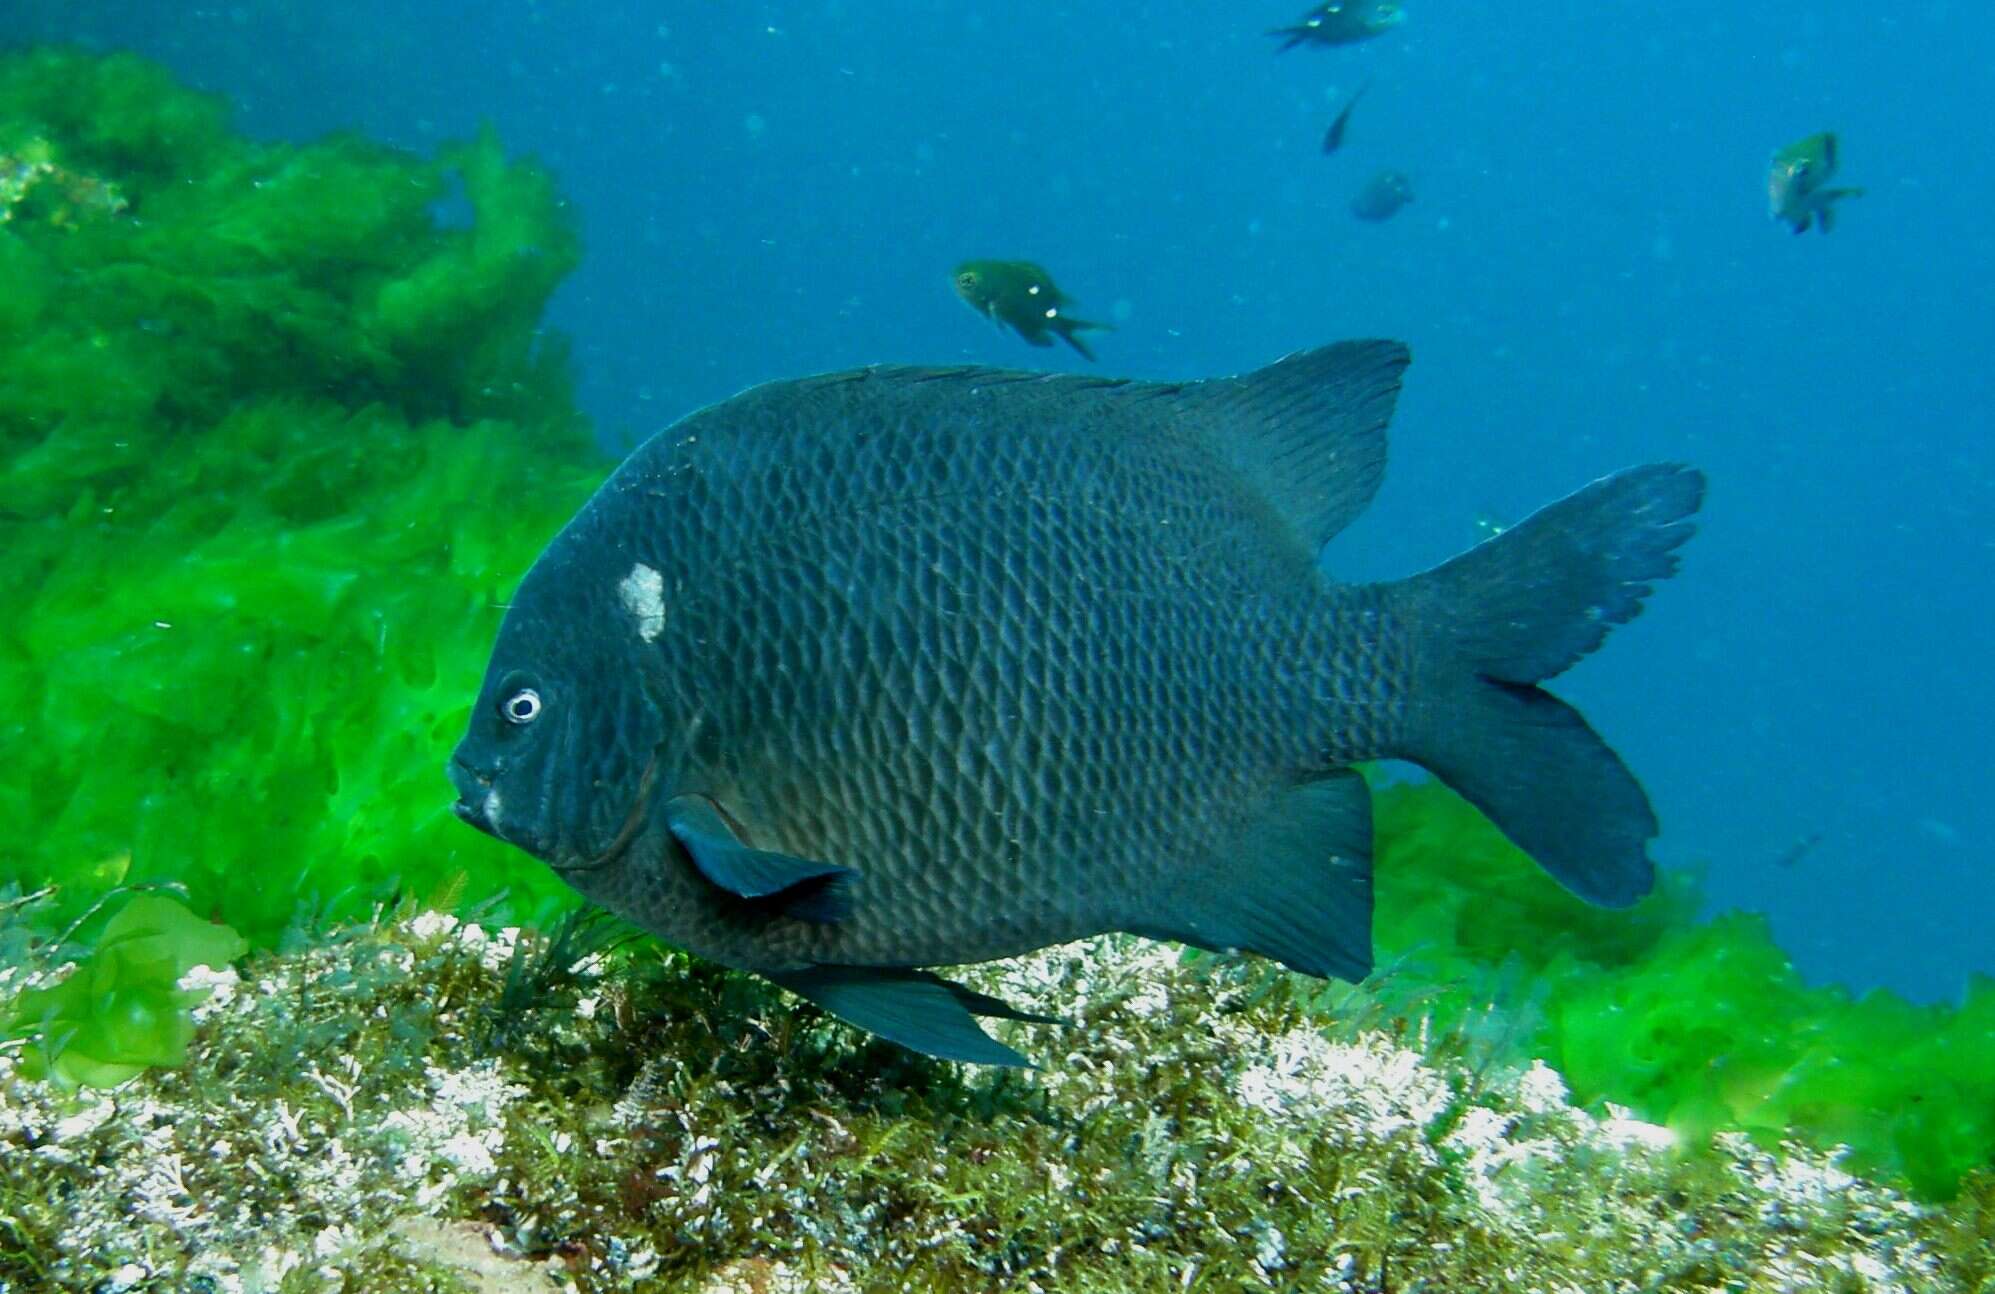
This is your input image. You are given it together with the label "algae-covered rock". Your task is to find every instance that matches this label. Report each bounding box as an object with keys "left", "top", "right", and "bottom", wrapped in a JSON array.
[
  {"left": 0, "top": 48, "right": 607, "bottom": 947},
  {"left": 0, "top": 914, "right": 1984, "bottom": 1292}
]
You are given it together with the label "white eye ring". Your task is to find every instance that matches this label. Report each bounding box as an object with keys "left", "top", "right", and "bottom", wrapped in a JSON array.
[{"left": 501, "top": 688, "right": 543, "bottom": 725}]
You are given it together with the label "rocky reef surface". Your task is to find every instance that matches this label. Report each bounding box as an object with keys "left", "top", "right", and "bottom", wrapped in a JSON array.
[{"left": 4, "top": 912, "right": 1987, "bottom": 1293}]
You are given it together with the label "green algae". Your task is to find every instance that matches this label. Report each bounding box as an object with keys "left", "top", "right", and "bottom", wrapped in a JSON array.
[
  {"left": 0, "top": 48, "right": 607, "bottom": 947},
  {"left": 2, "top": 890, "right": 245, "bottom": 1090},
  {"left": 1367, "top": 776, "right": 1995, "bottom": 1201}
]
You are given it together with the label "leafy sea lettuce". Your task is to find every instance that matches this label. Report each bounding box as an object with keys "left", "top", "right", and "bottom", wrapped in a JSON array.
[
  {"left": 3, "top": 892, "right": 245, "bottom": 1089},
  {"left": 0, "top": 49, "right": 606, "bottom": 946}
]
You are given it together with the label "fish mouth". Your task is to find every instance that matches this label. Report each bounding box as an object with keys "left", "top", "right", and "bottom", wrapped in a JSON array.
[{"left": 447, "top": 755, "right": 503, "bottom": 837}]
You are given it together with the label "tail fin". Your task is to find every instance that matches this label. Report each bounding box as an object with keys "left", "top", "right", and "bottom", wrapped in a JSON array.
[
  {"left": 1052, "top": 316, "right": 1109, "bottom": 362},
  {"left": 1390, "top": 464, "right": 1704, "bottom": 907}
]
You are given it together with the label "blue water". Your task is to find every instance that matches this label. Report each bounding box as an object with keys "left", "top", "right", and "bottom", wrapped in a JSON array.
[{"left": 15, "top": 3, "right": 1992, "bottom": 1003}]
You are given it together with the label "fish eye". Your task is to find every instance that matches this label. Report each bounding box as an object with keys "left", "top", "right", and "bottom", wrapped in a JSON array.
[
  {"left": 956, "top": 272, "right": 976, "bottom": 289},
  {"left": 500, "top": 687, "right": 543, "bottom": 726}
]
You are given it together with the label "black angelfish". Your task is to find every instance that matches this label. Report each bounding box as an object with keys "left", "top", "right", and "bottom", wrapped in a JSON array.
[{"left": 449, "top": 342, "right": 1703, "bottom": 1066}]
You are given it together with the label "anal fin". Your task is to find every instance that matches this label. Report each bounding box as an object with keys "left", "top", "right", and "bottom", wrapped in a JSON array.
[
  {"left": 766, "top": 964, "right": 1057, "bottom": 1067},
  {"left": 1129, "top": 770, "right": 1375, "bottom": 981}
]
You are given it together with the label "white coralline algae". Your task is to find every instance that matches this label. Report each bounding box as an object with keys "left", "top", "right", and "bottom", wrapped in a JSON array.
[{"left": 0, "top": 919, "right": 1973, "bottom": 1292}]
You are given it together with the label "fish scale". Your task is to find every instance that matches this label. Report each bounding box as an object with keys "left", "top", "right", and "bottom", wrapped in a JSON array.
[
  {"left": 668, "top": 477, "right": 1311, "bottom": 970},
  {"left": 451, "top": 342, "right": 1703, "bottom": 1064}
]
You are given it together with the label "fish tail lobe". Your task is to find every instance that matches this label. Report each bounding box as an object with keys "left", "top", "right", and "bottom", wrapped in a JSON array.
[
  {"left": 1053, "top": 316, "right": 1105, "bottom": 361},
  {"left": 1390, "top": 463, "right": 1705, "bottom": 907}
]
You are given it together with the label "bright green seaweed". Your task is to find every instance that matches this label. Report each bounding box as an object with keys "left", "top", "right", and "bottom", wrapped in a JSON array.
[
  {"left": 3, "top": 891, "right": 245, "bottom": 1089},
  {"left": 1, "top": 48, "right": 1990, "bottom": 1213},
  {"left": 1368, "top": 778, "right": 1995, "bottom": 1200},
  {"left": 0, "top": 48, "right": 605, "bottom": 948}
]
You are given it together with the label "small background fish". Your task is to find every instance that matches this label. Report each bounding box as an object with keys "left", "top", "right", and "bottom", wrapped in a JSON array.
[
  {"left": 1322, "top": 78, "right": 1372, "bottom": 154},
  {"left": 1269, "top": 1, "right": 1406, "bottom": 51},
  {"left": 1768, "top": 132, "right": 1863, "bottom": 234},
  {"left": 1352, "top": 169, "right": 1413, "bottom": 221},
  {"left": 953, "top": 258, "right": 1108, "bottom": 360}
]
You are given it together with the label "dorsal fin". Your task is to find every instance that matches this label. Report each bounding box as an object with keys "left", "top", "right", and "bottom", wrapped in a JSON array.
[
  {"left": 1183, "top": 340, "right": 1409, "bottom": 553},
  {"left": 697, "top": 342, "right": 1408, "bottom": 555}
]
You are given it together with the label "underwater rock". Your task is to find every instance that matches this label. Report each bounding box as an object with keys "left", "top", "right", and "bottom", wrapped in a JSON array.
[{"left": 1, "top": 912, "right": 1981, "bottom": 1291}]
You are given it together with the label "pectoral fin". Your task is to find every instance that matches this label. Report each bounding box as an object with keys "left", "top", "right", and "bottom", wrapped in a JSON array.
[
  {"left": 766, "top": 964, "right": 1059, "bottom": 1067},
  {"left": 664, "top": 795, "right": 856, "bottom": 923},
  {"left": 1818, "top": 187, "right": 1863, "bottom": 234}
]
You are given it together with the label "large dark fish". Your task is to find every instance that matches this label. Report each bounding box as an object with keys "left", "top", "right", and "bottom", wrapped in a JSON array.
[{"left": 449, "top": 343, "right": 1703, "bottom": 1066}]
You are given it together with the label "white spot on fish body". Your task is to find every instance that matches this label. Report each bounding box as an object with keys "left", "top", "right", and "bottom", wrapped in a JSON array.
[
  {"left": 483, "top": 788, "right": 503, "bottom": 829},
  {"left": 618, "top": 563, "right": 667, "bottom": 642}
]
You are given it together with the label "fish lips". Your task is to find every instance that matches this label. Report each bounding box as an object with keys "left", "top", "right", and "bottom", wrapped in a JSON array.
[
  {"left": 447, "top": 750, "right": 615, "bottom": 874},
  {"left": 447, "top": 754, "right": 504, "bottom": 838}
]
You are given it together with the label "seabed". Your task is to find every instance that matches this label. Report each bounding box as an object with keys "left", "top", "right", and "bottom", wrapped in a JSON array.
[{"left": 4, "top": 912, "right": 1987, "bottom": 1293}]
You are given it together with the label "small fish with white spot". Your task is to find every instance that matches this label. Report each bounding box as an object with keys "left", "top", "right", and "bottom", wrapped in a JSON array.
[
  {"left": 952, "top": 259, "right": 1109, "bottom": 361},
  {"left": 1269, "top": 0, "right": 1405, "bottom": 51}
]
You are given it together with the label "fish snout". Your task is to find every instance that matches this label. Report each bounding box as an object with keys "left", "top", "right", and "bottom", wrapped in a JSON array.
[{"left": 447, "top": 753, "right": 504, "bottom": 834}]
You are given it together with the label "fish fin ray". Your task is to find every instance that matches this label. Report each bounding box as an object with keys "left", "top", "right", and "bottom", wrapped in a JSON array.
[
  {"left": 944, "top": 983, "right": 1064, "bottom": 1026},
  {"left": 1387, "top": 463, "right": 1704, "bottom": 906},
  {"left": 1403, "top": 680, "right": 1658, "bottom": 907},
  {"left": 665, "top": 795, "right": 857, "bottom": 924},
  {"left": 1054, "top": 317, "right": 1108, "bottom": 362},
  {"left": 1411, "top": 463, "right": 1703, "bottom": 683},
  {"left": 1130, "top": 770, "right": 1374, "bottom": 981},
  {"left": 766, "top": 965, "right": 1041, "bottom": 1066},
  {"left": 1188, "top": 340, "right": 1409, "bottom": 553}
]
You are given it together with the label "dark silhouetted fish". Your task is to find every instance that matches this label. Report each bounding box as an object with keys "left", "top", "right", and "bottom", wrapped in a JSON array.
[
  {"left": 1322, "top": 78, "right": 1372, "bottom": 154},
  {"left": 1352, "top": 169, "right": 1413, "bottom": 221},
  {"left": 1269, "top": 1, "right": 1406, "bottom": 50},
  {"left": 449, "top": 342, "right": 1703, "bottom": 1065}
]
